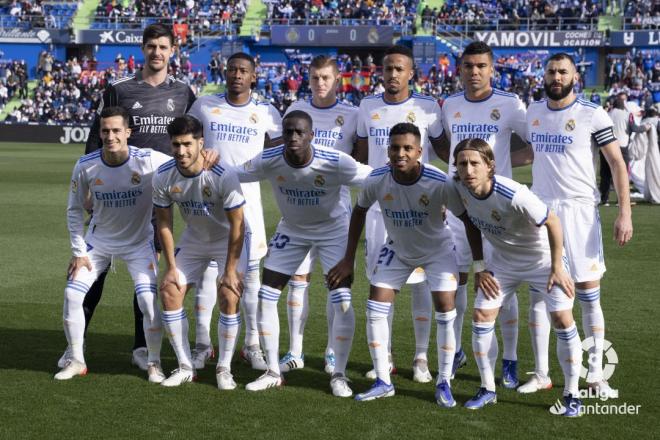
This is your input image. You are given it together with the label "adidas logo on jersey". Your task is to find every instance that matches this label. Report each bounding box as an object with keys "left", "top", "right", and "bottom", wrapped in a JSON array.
[
  {"left": 383, "top": 193, "right": 394, "bottom": 201},
  {"left": 276, "top": 175, "right": 286, "bottom": 182},
  {"left": 132, "top": 101, "right": 143, "bottom": 110},
  {"left": 454, "top": 112, "right": 461, "bottom": 119},
  {"left": 211, "top": 108, "right": 221, "bottom": 115},
  {"left": 532, "top": 119, "right": 540, "bottom": 126},
  {"left": 371, "top": 113, "right": 380, "bottom": 120},
  {"left": 94, "top": 178, "right": 104, "bottom": 185},
  {"left": 171, "top": 186, "right": 182, "bottom": 193}
]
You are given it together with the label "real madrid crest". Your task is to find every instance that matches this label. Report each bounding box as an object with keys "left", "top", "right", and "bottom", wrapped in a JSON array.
[
  {"left": 314, "top": 175, "right": 326, "bottom": 187},
  {"left": 565, "top": 119, "right": 576, "bottom": 131},
  {"left": 406, "top": 111, "right": 416, "bottom": 123},
  {"left": 335, "top": 115, "right": 344, "bottom": 126},
  {"left": 419, "top": 194, "right": 430, "bottom": 207},
  {"left": 167, "top": 98, "right": 175, "bottom": 112},
  {"left": 250, "top": 113, "right": 259, "bottom": 124},
  {"left": 131, "top": 172, "right": 141, "bottom": 185},
  {"left": 368, "top": 27, "right": 379, "bottom": 44},
  {"left": 286, "top": 28, "right": 300, "bottom": 43},
  {"left": 490, "top": 109, "right": 500, "bottom": 121},
  {"left": 203, "top": 186, "right": 212, "bottom": 198},
  {"left": 491, "top": 209, "right": 501, "bottom": 222}
]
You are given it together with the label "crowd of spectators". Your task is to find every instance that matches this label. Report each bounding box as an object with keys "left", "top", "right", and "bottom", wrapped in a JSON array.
[
  {"left": 93, "top": 1, "right": 246, "bottom": 37},
  {"left": 422, "top": 0, "right": 603, "bottom": 32},
  {"left": 265, "top": 0, "right": 418, "bottom": 33},
  {"left": 623, "top": 0, "right": 660, "bottom": 30},
  {"left": 0, "top": 60, "right": 29, "bottom": 111},
  {"left": 605, "top": 50, "right": 660, "bottom": 111},
  {"left": 4, "top": 49, "right": 208, "bottom": 124},
  {"left": 3, "top": 0, "right": 76, "bottom": 29}
]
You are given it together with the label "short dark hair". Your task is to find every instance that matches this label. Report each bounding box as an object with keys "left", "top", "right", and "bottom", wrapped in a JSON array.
[
  {"left": 167, "top": 115, "right": 203, "bottom": 139},
  {"left": 142, "top": 23, "right": 175, "bottom": 47},
  {"left": 452, "top": 138, "right": 495, "bottom": 181},
  {"left": 310, "top": 55, "right": 339, "bottom": 74},
  {"left": 227, "top": 52, "right": 256, "bottom": 71},
  {"left": 100, "top": 106, "right": 129, "bottom": 126},
  {"left": 389, "top": 122, "right": 421, "bottom": 143},
  {"left": 383, "top": 45, "right": 414, "bottom": 64},
  {"left": 546, "top": 52, "right": 576, "bottom": 69},
  {"left": 283, "top": 110, "right": 313, "bottom": 129},
  {"left": 461, "top": 41, "right": 493, "bottom": 62}
]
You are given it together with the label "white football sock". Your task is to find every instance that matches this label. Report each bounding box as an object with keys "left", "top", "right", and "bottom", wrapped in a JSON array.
[
  {"left": 330, "top": 288, "right": 355, "bottom": 375},
  {"left": 63, "top": 279, "right": 90, "bottom": 363},
  {"left": 454, "top": 283, "right": 468, "bottom": 353},
  {"left": 366, "top": 299, "right": 392, "bottom": 384},
  {"left": 325, "top": 289, "right": 335, "bottom": 356},
  {"left": 411, "top": 281, "right": 431, "bottom": 362},
  {"left": 241, "top": 262, "right": 261, "bottom": 348},
  {"left": 217, "top": 312, "right": 241, "bottom": 369},
  {"left": 472, "top": 321, "right": 496, "bottom": 392},
  {"left": 257, "top": 285, "right": 281, "bottom": 373},
  {"left": 162, "top": 308, "right": 193, "bottom": 369},
  {"left": 435, "top": 309, "right": 457, "bottom": 382},
  {"left": 577, "top": 287, "right": 605, "bottom": 383},
  {"left": 387, "top": 303, "right": 394, "bottom": 353},
  {"left": 195, "top": 262, "right": 218, "bottom": 348},
  {"left": 529, "top": 287, "right": 551, "bottom": 377},
  {"left": 286, "top": 280, "right": 309, "bottom": 357},
  {"left": 500, "top": 292, "right": 519, "bottom": 361},
  {"left": 135, "top": 283, "right": 162, "bottom": 363},
  {"left": 555, "top": 324, "right": 582, "bottom": 396}
]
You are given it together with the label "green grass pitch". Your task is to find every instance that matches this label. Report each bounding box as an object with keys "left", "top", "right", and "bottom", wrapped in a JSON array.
[{"left": 0, "top": 143, "right": 656, "bottom": 439}]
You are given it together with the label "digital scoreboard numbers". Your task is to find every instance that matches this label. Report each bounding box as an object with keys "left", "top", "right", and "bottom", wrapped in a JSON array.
[{"left": 271, "top": 25, "right": 394, "bottom": 47}]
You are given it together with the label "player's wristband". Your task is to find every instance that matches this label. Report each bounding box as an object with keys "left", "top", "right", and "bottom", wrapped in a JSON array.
[{"left": 473, "top": 260, "right": 486, "bottom": 273}]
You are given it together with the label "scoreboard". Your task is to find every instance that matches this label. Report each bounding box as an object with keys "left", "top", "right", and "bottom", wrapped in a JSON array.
[{"left": 271, "top": 25, "right": 394, "bottom": 47}]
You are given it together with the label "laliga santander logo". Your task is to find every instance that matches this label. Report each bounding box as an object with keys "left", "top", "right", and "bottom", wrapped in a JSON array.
[{"left": 581, "top": 337, "right": 618, "bottom": 382}]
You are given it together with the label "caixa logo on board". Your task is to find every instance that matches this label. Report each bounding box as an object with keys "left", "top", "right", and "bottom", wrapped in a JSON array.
[{"left": 60, "top": 126, "right": 91, "bottom": 144}]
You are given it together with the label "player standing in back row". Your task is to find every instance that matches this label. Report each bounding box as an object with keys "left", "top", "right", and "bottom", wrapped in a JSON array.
[
  {"left": 355, "top": 45, "right": 446, "bottom": 383},
  {"left": 434, "top": 41, "right": 529, "bottom": 388},
  {"left": 279, "top": 55, "right": 359, "bottom": 375},
  {"left": 523, "top": 53, "right": 632, "bottom": 397},
  {"left": 188, "top": 52, "right": 282, "bottom": 371},
  {"left": 64, "top": 24, "right": 200, "bottom": 372}
]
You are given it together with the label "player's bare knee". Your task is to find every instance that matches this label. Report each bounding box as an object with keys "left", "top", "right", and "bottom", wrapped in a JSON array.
[
  {"left": 550, "top": 310, "right": 574, "bottom": 329},
  {"left": 218, "top": 287, "right": 240, "bottom": 314},
  {"left": 432, "top": 291, "right": 455, "bottom": 312},
  {"left": 473, "top": 308, "right": 498, "bottom": 323},
  {"left": 291, "top": 273, "right": 311, "bottom": 282},
  {"left": 160, "top": 286, "right": 184, "bottom": 311}
]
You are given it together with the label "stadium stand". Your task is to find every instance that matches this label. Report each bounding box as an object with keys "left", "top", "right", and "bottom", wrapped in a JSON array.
[
  {"left": 264, "top": 0, "right": 419, "bottom": 34},
  {"left": 91, "top": 1, "right": 247, "bottom": 38},
  {"left": 0, "top": 0, "right": 76, "bottom": 29},
  {"left": 623, "top": 0, "right": 660, "bottom": 29}
]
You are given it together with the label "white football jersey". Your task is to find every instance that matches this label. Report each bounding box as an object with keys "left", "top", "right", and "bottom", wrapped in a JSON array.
[
  {"left": 442, "top": 89, "right": 527, "bottom": 178},
  {"left": 527, "top": 98, "right": 616, "bottom": 204},
  {"left": 285, "top": 98, "right": 358, "bottom": 155},
  {"left": 286, "top": 98, "right": 359, "bottom": 212},
  {"left": 357, "top": 92, "right": 444, "bottom": 169},
  {"left": 235, "top": 146, "right": 371, "bottom": 239},
  {"left": 188, "top": 93, "right": 282, "bottom": 259},
  {"left": 357, "top": 164, "right": 454, "bottom": 266},
  {"left": 152, "top": 161, "right": 245, "bottom": 245},
  {"left": 446, "top": 175, "right": 550, "bottom": 271},
  {"left": 67, "top": 147, "right": 170, "bottom": 257}
]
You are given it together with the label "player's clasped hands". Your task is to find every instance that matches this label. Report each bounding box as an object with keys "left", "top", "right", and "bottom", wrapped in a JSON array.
[
  {"left": 326, "top": 258, "right": 354, "bottom": 290},
  {"left": 67, "top": 256, "right": 92, "bottom": 281},
  {"left": 474, "top": 270, "right": 500, "bottom": 300},
  {"left": 547, "top": 267, "right": 575, "bottom": 298}
]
